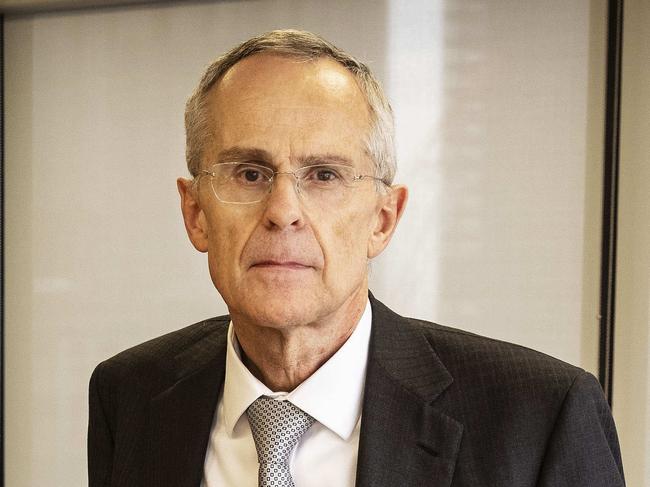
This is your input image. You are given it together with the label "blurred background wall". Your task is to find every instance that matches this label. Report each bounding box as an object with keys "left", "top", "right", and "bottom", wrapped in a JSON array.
[
  {"left": 613, "top": 0, "right": 650, "bottom": 484},
  {"left": 3, "top": 0, "right": 648, "bottom": 485}
]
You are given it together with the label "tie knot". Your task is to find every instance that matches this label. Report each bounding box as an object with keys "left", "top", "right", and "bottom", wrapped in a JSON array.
[{"left": 246, "top": 396, "right": 315, "bottom": 465}]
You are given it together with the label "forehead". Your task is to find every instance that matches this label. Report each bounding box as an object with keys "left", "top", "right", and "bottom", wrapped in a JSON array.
[{"left": 205, "top": 53, "right": 371, "bottom": 163}]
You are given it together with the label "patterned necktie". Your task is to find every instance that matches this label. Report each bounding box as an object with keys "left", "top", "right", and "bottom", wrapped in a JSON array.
[{"left": 246, "top": 396, "right": 316, "bottom": 487}]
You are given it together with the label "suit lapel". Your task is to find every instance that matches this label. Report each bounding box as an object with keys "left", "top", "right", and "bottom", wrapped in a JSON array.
[
  {"left": 356, "top": 297, "right": 463, "bottom": 487},
  {"left": 146, "top": 322, "right": 229, "bottom": 487}
]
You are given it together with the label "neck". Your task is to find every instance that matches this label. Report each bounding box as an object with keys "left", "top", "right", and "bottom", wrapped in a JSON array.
[{"left": 232, "top": 289, "right": 367, "bottom": 392}]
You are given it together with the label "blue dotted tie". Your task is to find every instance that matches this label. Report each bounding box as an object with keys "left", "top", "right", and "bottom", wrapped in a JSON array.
[{"left": 246, "top": 396, "right": 315, "bottom": 487}]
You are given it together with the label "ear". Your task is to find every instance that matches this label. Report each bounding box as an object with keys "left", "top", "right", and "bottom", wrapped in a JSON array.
[
  {"left": 177, "top": 178, "right": 209, "bottom": 253},
  {"left": 367, "top": 184, "right": 408, "bottom": 259}
]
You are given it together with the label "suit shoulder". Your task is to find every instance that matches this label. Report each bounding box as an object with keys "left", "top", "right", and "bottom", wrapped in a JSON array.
[
  {"left": 407, "top": 316, "right": 584, "bottom": 388},
  {"left": 370, "top": 296, "right": 585, "bottom": 391},
  {"left": 92, "top": 315, "right": 230, "bottom": 387}
]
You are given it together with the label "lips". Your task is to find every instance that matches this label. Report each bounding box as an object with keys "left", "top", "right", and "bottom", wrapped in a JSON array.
[{"left": 251, "top": 260, "right": 312, "bottom": 269}]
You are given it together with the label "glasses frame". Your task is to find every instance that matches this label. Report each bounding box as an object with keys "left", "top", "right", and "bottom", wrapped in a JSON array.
[{"left": 199, "top": 161, "right": 388, "bottom": 205}]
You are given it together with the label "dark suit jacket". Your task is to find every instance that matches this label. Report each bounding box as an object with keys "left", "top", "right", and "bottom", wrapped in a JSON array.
[{"left": 88, "top": 295, "right": 625, "bottom": 486}]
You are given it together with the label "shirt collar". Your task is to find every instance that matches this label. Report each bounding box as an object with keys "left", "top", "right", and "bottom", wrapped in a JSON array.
[{"left": 221, "top": 299, "right": 372, "bottom": 441}]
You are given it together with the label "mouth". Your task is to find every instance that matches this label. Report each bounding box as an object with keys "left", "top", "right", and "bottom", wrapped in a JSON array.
[{"left": 251, "top": 260, "right": 312, "bottom": 270}]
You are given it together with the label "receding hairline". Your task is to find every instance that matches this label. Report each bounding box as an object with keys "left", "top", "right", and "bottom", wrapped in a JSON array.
[
  {"left": 200, "top": 53, "right": 375, "bottom": 163},
  {"left": 185, "top": 29, "right": 396, "bottom": 183},
  {"left": 206, "top": 52, "right": 373, "bottom": 114}
]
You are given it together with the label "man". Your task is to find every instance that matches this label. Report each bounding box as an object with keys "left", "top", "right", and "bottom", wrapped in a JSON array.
[{"left": 88, "top": 30, "right": 624, "bottom": 487}]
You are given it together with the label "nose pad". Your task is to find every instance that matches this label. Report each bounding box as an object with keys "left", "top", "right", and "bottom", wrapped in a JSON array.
[
  {"left": 262, "top": 171, "right": 305, "bottom": 228},
  {"left": 270, "top": 172, "right": 302, "bottom": 197},
  {"left": 294, "top": 177, "right": 303, "bottom": 195}
]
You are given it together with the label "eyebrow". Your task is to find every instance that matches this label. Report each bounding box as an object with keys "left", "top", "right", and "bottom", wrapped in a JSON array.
[
  {"left": 216, "top": 146, "right": 354, "bottom": 168},
  {"left": 299, "top": 154, "right": 354, "bottom": 167},
  {"left": 217, "top": 147, "right": 273, "bottom": 165}
]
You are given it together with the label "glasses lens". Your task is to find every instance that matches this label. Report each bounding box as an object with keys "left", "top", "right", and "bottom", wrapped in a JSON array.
[
  {"left": 210, "top": 163, "right": 272, "bottom": 203},
  {"left": 295, "top": 164, "right": 356, "bottom": 207},
  {"left": 204, "top": 163, "right": 366, "bottom": 205},
  {"left": 296, "top": 164, "right": 356, "bottom": 197}
]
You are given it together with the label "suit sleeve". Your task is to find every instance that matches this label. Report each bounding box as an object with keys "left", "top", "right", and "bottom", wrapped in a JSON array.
[
  {"left": 88, "top": 363, "right": 115, "bottom": 487},
  {"left": 536, "top": 371, "right": 625, "bottom": 486}
]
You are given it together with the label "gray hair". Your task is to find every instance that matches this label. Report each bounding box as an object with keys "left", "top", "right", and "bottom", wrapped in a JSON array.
[{"left": 184, "top": 29, "right": 396, "bottom": 184}]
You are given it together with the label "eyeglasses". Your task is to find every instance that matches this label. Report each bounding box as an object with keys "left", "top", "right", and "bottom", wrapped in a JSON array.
[{"left": 199, "top": 162, "right": 387, "bottom": 205}]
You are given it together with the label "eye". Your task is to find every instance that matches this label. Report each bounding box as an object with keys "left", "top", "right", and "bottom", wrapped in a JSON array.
[
  {"left": 308, "top": 166, "right": 341, "bottom": 183},
  {"left": 243, "top": 169, "right": 261, "bottom": 182},
  {"left": 233, "top": 164, "right": 267, "bottom": 184}
]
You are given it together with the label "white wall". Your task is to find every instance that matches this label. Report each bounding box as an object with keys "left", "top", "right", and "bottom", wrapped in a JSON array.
[
  {"left": 5, "top": 1, "right": 608, "bottom": 485},
  {"left": 613, "top": 0, "right": 650, "bottom": 484},
  {"left": 372, "top": 0, "right": 605, "bottom": 372}
]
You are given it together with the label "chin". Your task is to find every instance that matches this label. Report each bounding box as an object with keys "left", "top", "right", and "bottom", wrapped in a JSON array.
[
  {"left": 238, "top": 288, "right": 325, "bottom": 328},
  {"left": 250, "top": 300, "right": 318, "bottom": 328}
]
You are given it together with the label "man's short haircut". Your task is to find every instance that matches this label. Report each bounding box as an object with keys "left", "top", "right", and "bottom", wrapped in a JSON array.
[{"left": 184, "top": 29, "right": 396, "bottom": 184}]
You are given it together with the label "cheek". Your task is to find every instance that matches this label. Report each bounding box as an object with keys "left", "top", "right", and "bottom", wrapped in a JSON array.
[
  {"left": 329, "top": 207, "right": 374, "bottom": 265},
  {"left": 205, "top": 212, "right": 254, "bottom": 281},
  {"left": 206, "top": 229, "right": 233, "bottom": 293}
]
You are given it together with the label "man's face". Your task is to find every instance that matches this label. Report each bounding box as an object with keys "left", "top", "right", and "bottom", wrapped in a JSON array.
[{"left": 180, "top": 53, "right": 404, "bottom": 329}]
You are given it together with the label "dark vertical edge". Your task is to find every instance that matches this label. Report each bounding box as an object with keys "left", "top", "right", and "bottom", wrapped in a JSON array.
[
  {"left": 599, "top": 0, "right": 624, "bottom": 405},
  {"left": 0, "top": 13, "right": 4, "bottom": 485}
]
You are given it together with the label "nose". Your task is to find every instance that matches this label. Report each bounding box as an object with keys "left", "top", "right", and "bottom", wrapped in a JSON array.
[{"left": 261, "top": 172, "right": 305, "bottom": 230}]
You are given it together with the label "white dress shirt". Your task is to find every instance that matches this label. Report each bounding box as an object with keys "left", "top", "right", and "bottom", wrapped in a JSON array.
[{"left": 201, "top": 300, "right": 372, "bottom": 487}]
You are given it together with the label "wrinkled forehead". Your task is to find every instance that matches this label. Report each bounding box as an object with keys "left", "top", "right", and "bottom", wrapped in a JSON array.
[
  {"left": 214, "top": 53, "right": 369, "bottom": 110},
  {"left": 203, "top": 53, "right": 373, "bottom": 166}
]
